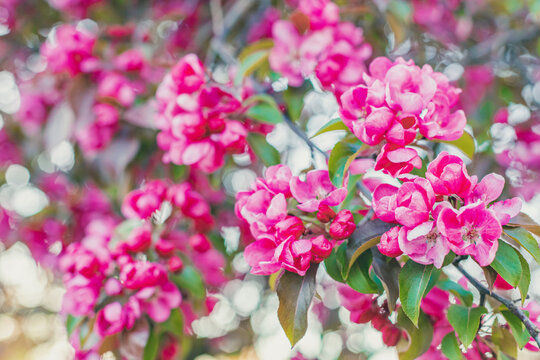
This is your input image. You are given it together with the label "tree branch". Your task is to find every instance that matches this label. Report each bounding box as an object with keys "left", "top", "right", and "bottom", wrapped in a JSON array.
[
  {"left": 283, "top": 115, "right": 329, "bottom": 159},
  {"left": 453, "top": 261, "right": 540, "bottom": 348}
]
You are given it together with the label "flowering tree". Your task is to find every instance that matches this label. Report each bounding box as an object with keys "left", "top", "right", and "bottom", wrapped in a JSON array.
[{"left": 2, "top": 0, "right": 540, "bottom": 359}]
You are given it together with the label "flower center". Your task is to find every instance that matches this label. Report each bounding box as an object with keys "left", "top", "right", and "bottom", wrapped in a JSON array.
[{"left": 462, "top": 227, "right": 479, "bottom": 244}]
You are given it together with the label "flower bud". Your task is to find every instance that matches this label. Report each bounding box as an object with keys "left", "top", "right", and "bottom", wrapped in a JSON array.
[
  {"left": 329, "top": 210, "right": 355, "bottom": 240},
  {"left": 316, "top": 204, "right": 336, "bottom": 223},
  {"left": 382, "top": 325, "right": 401, "bottom": 346},
  {"left": 190, "top": 233, "right": 211, "bottom": 253},
  {"left": 167, "top": 256, "right": 184, "bottom": 273}
]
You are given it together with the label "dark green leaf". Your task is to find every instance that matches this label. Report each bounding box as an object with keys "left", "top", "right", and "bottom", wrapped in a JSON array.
[
  {"left": 346, "top": 219, "right": 396, "bottom": 266},
  {"left": 397, "top": 308, "right": 433, "bottom": 360},
  {"left": 311, "top": 118, "right": 349, "bottom": 138},
  {"left": 447, "top": 305, "right": 487, "bottom": 348},
  {"left": 490, "top": 241, "right": 522, "bottom": 288},
  {"left": 399, "top": 260, "right": 435, "bottom": 325},
  {"left": 501, "top": 310, "right": 531, "bottom": 349},
  {"left": 437, "top": 279, "right": 473, "bottom": 307},
  {"left": 277, "top": 264, "right": 318, "bottom": 347},
  {"left": 324, "top": 243, "right": 347, "bottom": 283},
  {"left": 347, "top": 236, "right": 380, "bottom": 275},
  {"left": 170, "top": 266, "right": 205, "bottom": 300},
  {"left": 434, "top": 131, "right": 475, "bottom": 159},
  {"left": 371, "top": 248, "right": 401, "bottom": 312},
  {"left": 504, "top": 227, "right": 540, "bottom": 264},
  {"left": 441, "top": 332, "right": 463, "bottom": 360},
  {"left": 347, "top": 251, "right": 379, "bottom": 294},
  {"left": 247, "top": 133, "right": 280, "bottom": 166},
  {"left": 143, "top": 327, "right": 160, "bottom": 360},
  {"left": 328, "top": 141, "right": 362, "bottom": 187}
]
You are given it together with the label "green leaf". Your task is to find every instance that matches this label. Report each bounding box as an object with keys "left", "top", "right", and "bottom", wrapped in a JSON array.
[
  {"left": 516, "top": 250, "right": 531, "bottom": 305},
  {"left": 506, "top": 212, "right": 540, "bottom": 238},
  {"left": 238, "top": 39, "right": 274, "bottom": 61},
  {"left": 371, "top": 249, "right": 401, "bottom": 312},
  {"left": 247, "top": 133, "right": 280, "bottom": 166},
  {"left": 447, "top": 305, "right": 487, "bottom": 348},
  {"left": 504, "top": 227, "right": 540, "bottom": 264},
  {"left": 501, "top": 310, "right": 531, "bottom": 349},
  {"left": 492, "top": 324, "right": 518, "bottom": 359},
  {"left": 143, "top": 327, "right": 160, "bottom": 360},
  {"left": 441, "top": 332, "right": 463, "bottom": 360},
  {"left": 435, "top": 131, "right": 475, "bottom": 159},
  {"left": 235, "top": 50, "right": 269, "bottom": 86},
  {"left": 170, "top": 265, "right": 205, "bottom": 300},
  {"left": 324, "top": 243, "right": 347, "bottom": 282},
  {"left": 277, "top": 264, "right": 318, "bottom": 347},
  {"left": 397, "top": 308, "right": 433, "bottom": 360},
  {"left": 437, "top": 279, "right": 473, "bottom": 307},
  {"left": 347, "top": 236, "right": 380, "bottom": 274},
  {"left": 399, "top": 260, "right": 435, "bottom": 325},
  {"left": 347, "top": 251, "right": 379, "bottom": 294},
  {"left": 283, "top": 83, "right": 311, "bottom": 122},
  {"left": 162, "top": 309, "right": 183, "bottom": 338},
  {"left": 66, "top": 315, "right": 81, "bottom": 337},
  {"left": 490, "top": 241, "right": 522, "bottom": 288},
  {"left": 311, "top": 118, "right": 349, "bottom": 138},
  {"left": 328, "top": 141, "right": 363, "bottom": 187},
  {"left": 245, "top": 102, "right": 284, "bottom": 124}
]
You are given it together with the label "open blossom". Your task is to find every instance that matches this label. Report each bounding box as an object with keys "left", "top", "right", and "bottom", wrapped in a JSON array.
[
  {"left": 399, "top": 221, "right": 449, "bottom": 268},
  {"left": 290, "top": 170, "right": 347, "bottom": 212},
  {"left": 41, "top": 24, "right": 97, "bottom": 76},
  {"left": 426, "top": 151, "right": 476, "bottom": 198},
  {"left": 438, "top": 202, "right": 502, "bottom": 266},
  {"left": 96, "top": 299, "right": 140, "bottom": 337}
]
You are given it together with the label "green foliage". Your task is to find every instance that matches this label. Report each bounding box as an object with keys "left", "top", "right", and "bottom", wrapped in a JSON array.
[
  {"left": 171, "top": 265, "right": 206, "bottom": 300},
  {"left": 447, "top": 305, "right": 487, "bottom": 348},
  {"left": 399, "top": 260, "right": 438, "bottom": 325},
  {"left": 247, "top": 133, "right": 281, "bottom": 166},
  {"left": 490, "top": 241, "right": 522, "bottom": 287},
  {"left": 441, "top": 332, "right": 463, "bottom": 360},
  {"left": 396, "top": 308, "right": 433, "bottom": 360},
  {"left": 277, "top": 265, "right": 318, "bottom": 347},
  {"left": 328, "top": 140, "right": 363, "bottom": 187}
]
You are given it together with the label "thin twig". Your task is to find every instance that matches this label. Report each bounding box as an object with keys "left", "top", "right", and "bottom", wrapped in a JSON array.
[
  {"left": 453, "top": 261, "right": 540, "bottom": 348},
  {"left": 283, "top": 115, "right": 329, "bottom": 159}
]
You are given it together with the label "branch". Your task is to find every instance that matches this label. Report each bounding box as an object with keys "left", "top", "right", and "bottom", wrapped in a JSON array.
[
  {"left": 283, "top": 115, "right": 329, "bottom": 159},
  {"left": 453, "top": 261, "right": 540, "bottom": 348}
]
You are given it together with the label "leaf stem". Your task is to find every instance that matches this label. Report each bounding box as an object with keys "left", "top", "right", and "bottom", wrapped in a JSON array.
[{"left": 453, "top": 261, "right": 540, "bottom": 348}]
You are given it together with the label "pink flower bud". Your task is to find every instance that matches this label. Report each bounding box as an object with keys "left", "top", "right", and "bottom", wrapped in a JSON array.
[
  {"left": 275, "top": 216, "right": 305, "bottom": 240},
  {"left": 167, "top": 256, "right": 184, "bottom": 273},
  {"left": 126, "top": 226, "right": 152, "bottom": 253},
  {"left": 316, "top": 204, "right": 336, "bottom": 223},
  {"left": 189, "top": 233, "right": 211, "bottom": 253},
  {"left": 155, "top": 238, "right": 175, "bottom": 257},
  {"left": 329, "top": 210, "right": 355, "bottom": 240}
]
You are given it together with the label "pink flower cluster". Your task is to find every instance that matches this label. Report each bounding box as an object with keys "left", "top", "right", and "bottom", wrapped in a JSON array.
[
  {"left": 236, "top": 165, "right": 354, "bottom": 276},
  {"left": 493, "top": 107, "right": 540, "bottom": 200},
  {"left": 412, "top": 0, "right": 473, "bottom": 44},
  {"left": 122, "top": 178, "right": 213, "bottom": 232},
  {"left": 338, "top": 285, "right": 402, "bottom": 346},
  {"left": 340, "top": 57, "right": 467, "bottom": 177},
  {"left": 156, "top": 54, "right": 252, "bottom": 173},
  {"left": 41, "top": 24, "right": 98, "bottom": 76},
  {"left": 269, "top": 0, "right": 372, "bottom": 94},
  {"left": 373, "top": 152, "right": 522, "bottom": 267}
]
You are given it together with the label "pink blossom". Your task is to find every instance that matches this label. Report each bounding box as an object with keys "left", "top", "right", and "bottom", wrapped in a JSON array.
[
  {"left": 378, "top": 226, "right": 402, "bottom": 257},
  {"left": 398, "top": 221, "right": 449, "bottom": 268},
  {"left": 136, "top": 281, "right": 182, "bottom": 323},
  {"left": 328, "top": 210, "right": 355, "bottom": 240},
  {"left": 124, "top": 225, "right": 152, "bottom": 253},
  {"left": 490, "top": 198, "right": 522, "bottom": 225},
  {"left": 97, "top": 72, "right": 137, "bottom": 107},
  {"left": 374, "top": 144, "right": 422, "bottom": 177},
  {"left": 122, "top": 180, "right": 167, "bottom": 219},
  {"left": 426, "top": 151, "right": 476, "bottom": 198},
  {"left": 274, "top": 237, "right": 313, "bottom": 275},
  {"left": 372, "top": 183, "right": 399, "bottom": 223},
  {"left": 119, "top": 261, "right": 168, "bottom": 290},
  {"left": 394, "top": 177, "right": 435, "bottom": 228},
  {"left": 96, "top": 301, "right": 136, "bottom": 337},
  {"left": 418, "top": 93, "right": 466, "bottom": 141},
  {"left": 290, "top": 170, "right": 347, "bottom": 212},
  {"left": 40, "top": 24, "right": 97, "bottom": 76},
  {"left": 438, "top": 202, "right": 502, "bottom": 266}
]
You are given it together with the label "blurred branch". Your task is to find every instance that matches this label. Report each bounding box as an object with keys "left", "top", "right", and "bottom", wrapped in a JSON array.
[{"left": 453, "top": 260, "right": 540, "bottom": 348}]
